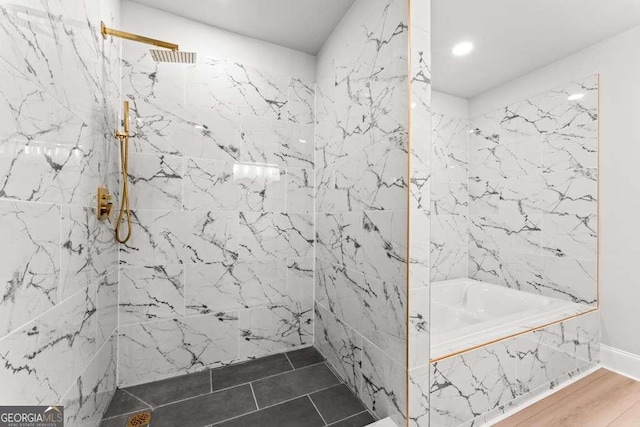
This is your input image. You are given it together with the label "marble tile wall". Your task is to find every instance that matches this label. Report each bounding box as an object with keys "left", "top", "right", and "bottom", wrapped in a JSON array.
[
  {"left": 118, "top": 42, "right": 315, "bottom": 387},
  {"left": 468, "top": 76, "right": 598, "bottom": 305},
  {"left": 408, "top": 0, "right": 433, "bottom": 425},
  {"left": 0, "top": 0, "right": 121, "bottom": 425},
  {"left": 429, "top": 311, "right": 600, "bottom": 426},
  {"left": 313, "top": 0, "right": 424, "bottom": 424},
  {"left": 430, "top": 111, "right": 469, "bottom": 282}
]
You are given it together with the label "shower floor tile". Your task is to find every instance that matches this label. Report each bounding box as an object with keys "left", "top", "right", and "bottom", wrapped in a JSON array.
[{"left": 100, "top": 346, "right": 375, "bottom": 427}]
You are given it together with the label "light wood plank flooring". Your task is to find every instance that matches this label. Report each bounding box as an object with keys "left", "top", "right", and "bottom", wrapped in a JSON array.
[{"left": 494, "top": 369, "right": 640, "bottom": 427}]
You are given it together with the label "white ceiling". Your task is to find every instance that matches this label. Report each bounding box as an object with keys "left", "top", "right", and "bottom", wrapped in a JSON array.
[
  {"left": 433, "top": 0, "right": 640, "bottom": 99},
  {"left": 130, "top": 0, "right": 355, "bottom": 55}
]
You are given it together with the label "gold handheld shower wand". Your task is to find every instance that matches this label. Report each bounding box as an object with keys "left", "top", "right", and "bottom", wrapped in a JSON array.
[{"left": 115, "top": 101, "right": 132, "bottom": 244}]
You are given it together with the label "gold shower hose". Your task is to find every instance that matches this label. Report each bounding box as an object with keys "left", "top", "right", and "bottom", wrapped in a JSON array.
[{"left": 115, "top": 101, "right": 132, "bottom": 244}]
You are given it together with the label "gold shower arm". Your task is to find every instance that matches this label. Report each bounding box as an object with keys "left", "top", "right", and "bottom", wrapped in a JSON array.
[{"left": 101, "top": 21, "right": 178, "bottom": 51}]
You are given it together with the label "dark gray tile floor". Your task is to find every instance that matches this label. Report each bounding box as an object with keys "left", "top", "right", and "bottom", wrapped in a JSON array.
[{"left": 100, "top": 347, "right": 376, "bottom": 427}]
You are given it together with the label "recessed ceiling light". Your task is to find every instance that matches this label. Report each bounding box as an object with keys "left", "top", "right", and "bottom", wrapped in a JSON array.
[
  {"left": 568, "top": 93, "right": 585, "bottom": 101},
  {"left": 452, "top": 41, "right": 474, "bottom": 56}
]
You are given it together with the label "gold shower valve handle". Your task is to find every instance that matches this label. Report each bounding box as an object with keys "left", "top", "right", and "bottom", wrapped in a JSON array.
[{"left": 97, "top": 187, "right": 113, "bottom": 221}]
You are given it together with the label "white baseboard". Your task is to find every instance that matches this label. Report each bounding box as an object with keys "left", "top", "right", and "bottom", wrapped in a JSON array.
[{"left": 601, "top": 344, "right": 640, "bottom": 382}]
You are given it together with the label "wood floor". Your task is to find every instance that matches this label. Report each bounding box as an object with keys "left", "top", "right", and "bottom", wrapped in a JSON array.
[{"left": 495, "top": 369, "right": 640, "bottom": 427}]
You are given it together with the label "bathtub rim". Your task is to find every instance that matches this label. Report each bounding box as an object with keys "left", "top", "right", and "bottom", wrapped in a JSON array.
[{"left": 430, "top": 278, "right": 598, "bottom": 362}]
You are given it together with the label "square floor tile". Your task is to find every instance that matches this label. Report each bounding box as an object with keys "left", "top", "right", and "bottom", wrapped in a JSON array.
[
  {"left": 211, "top": 353, "right": 293, "bottom": 392},
  {"left": 310, "top": 384, "right": 368, "bottom": 424},
  {"left": 124, "top": 370, "right": 210, "bottom": 407},
  {"left": 286, "top": 347, "right": 325, "bottom": 368},
  {"left": 252, "top": 363, "right": 340, "bottom": 408},
  {"left": 151, "top": 384, "right": 255, "bottom": 427},
  {"left": 213, "top": 396, "right": 324, "bottom": 427},
  {"left": 103, "top": 389, "right": 150, "bottom": 418}
]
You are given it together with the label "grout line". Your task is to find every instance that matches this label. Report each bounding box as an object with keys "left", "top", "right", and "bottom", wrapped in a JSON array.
[
  {"left": 283, "top": 351, "right": 296, "bottom": 370},
  {"left": 306, "top": 395, "right": 328, "bottom": 426},
  {"left": 248, "top": 382, "right": 260, "bottom": 410},
  {"left": 120, "top": 388, "right": 154, "bottom": 409},
  {"left": 326, "top": 410, "right": 369, "bottom": 426},
  {"left": 209, "top": 383, "right": 345, "bottom": 426}
]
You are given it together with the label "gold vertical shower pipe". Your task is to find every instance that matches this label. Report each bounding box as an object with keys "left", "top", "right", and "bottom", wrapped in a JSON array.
[{"left": 115, "top": 101, "right": 132, "bottom": 244}]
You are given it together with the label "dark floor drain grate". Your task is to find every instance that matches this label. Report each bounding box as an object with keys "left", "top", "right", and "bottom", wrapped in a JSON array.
[{"left": 127, "top": 411, "right": 151, "bottom": 427}]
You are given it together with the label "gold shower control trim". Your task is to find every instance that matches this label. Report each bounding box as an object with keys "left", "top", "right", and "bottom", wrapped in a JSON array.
[
  {"left": 97, "top": 187, "right": 112, "bottom": 220},
  {"left": 101, "top": 21, "right": 178, "bottom": 51}
]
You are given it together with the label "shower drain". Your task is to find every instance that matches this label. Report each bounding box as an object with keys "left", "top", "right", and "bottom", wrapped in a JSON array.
[{"left": 126, "top": 411, "right": 151, "bottom": 427}]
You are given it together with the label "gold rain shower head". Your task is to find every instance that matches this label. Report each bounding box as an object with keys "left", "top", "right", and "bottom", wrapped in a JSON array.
[{"left": 101, "top": 21, "right": 197, "bottom": 63}]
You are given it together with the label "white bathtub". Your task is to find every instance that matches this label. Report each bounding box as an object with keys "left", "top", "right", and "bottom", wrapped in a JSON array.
[{"left": 431, "top": 278, "right": 593, "bottom": 359}]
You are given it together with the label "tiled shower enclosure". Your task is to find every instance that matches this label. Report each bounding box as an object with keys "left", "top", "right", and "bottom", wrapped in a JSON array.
[{"left": 0, "top": 0, "right": 603, "bottom": 426}]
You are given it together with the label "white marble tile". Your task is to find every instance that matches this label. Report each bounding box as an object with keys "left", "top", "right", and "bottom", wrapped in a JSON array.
[
  {"left": 282, "top": 124, "right": 314, "bottom": 168},
  {"left": 361, "top": 275, "right": 406, "bottom": 364},
  {"left": 286, "top": 168, "right": 314, "bottom": 213},
  {"left": 432, "top": 113, "right": 468, "bottom": 152},
  {"left": 432, "top": 182, "right": 467, "bottom": 216},
  {"left": 187, "top": 58, "right": 288, "bottom": 120},
  {"left": 543, "top": 126, "right": 598, "bottom": 174},
  {"left": 60, "top": 205, "right": 117, "bottom": 300},
  {"left": 122, "top": 44, "right": 187, "bottom": 103},
  {"left": 316, "top": 212, "right": 364, "bottom": 272},
  {"left": 119, "top": 265, "right": 185, "bottom": 325},
  {"left": 514, "top": 254, "right": 597, "bottom": 305},
  {"left": 0, "top": 284, "right": 96, "bottom": 404},
  {"left": 515, "top": 322, "right": 577, "bottom": 393},
  {"left": 432, "top": 147, "right": 468, "bottom": 183},
  {"left": 409, "top": 365, "right": 430, "bottom": 427},
  {"left": 0, "top": 200, "right": 59, "bottom": 338},
  {"left": 409, "top": 287, "right": 429, "bottom": 369},
  {"left": 541, "top": 213, "right": 597, "bottom": 259},
  {"left": 360, "top": 339, "right": 406, "bottom": 424},
  {"left": 410, "top": 25, "right": 432, "bottom": 133},
  {"left": 236, "top": 167, "right": 286, "bottom": 213},
  {"left": 470, "top": 140, "right": 542, "bottom": 181},
  {"left": 314, "top": 303, "right": 362, "bottom": 392},
  {"left": 315, "top": 259, "right": 365, "bottom": 331},
  {"left": 362, "top": 210, "right": 407, "bottom": 288},
  {"left": 431, "top": 215, "right": 468, "bottom": 281},
  {"left": 238, "top": 301, "right": 313, "bottom": 358},
  {"left": 118, "top": 312, "right": 238, "bottom": 387},
  {"left": 469, "top": 112, "right": 500, "bottom": 150},
  {"left": 183, "top": 158, "right": 237, "bottom": 211},
  {"left": 409, "top": 209, "right": 431, "bottom": 290},
  {"left": 182, "top": 210, "right": 240, "bottom": 263},
  {"left": 285, "top": 257, "right": 314, "bottom": 305},
  {"left": 96, "top": 271, "right": 118, "bottom": 349},
  {"left": 184, "top": 259, "right": 286, "bottom": 314},
  {"left": 430, "top": 341, "right": 518, "bottom": 427},
  {"left": 128, "top": 152, "right": 183, "bottom": 210},
  {"left": 0, "top": 119, "right": 103, "bottom": 206},
  {"left": 62, "top": 333, "right": 117, "bottom": 427},
  {"left": 410, "top": 126, "right": 431, "bottom": 211},
  {"left": 287, "top": 78, "right": 315, "bottom": 125},
  {"left": 564, "top": 311, "right": 600, "bottom": 367},
  {"left": 238, "top": 212, "right": 314, "bottom": 260},
  {"left": 469, "top": 214, "right": 542, "bottom": 256},
  {"left": 120, "top": 210, "right": 239, "bottom": 266},
  {"left": 469, "top": 177, "right": 500, "bottom": 216}
]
